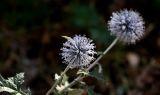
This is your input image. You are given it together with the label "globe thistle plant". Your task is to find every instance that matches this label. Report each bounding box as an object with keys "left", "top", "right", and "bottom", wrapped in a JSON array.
[
  {"left": 61, "top": 35, "right": 96, "bottom": 68},
  {"left": 108, "top": 9, "right": 145, "bottom": 44},
  {"left": 46, "top": 9, "right": 146, "bottom": 95}
]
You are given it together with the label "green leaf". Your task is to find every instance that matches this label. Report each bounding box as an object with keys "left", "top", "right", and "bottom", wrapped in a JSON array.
[
  {"left": 0, "top": 73, "right": 31, "bottom": 95},
  {"left": 68, "top": 89, "right": 84, "bottom": 95},
  {"left": 0, "top": 87, "right": 17, "bottom": 93},
  {"left": 89, "top": 68, "right": 105, "bottom": 81}
]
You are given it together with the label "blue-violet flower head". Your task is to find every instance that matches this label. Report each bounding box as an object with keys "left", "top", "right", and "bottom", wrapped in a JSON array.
[
  {"left": 108, "top": 9, "right": 145, "bottom": 44},
  {"left": 61, "top": 35, "right": 96, "bottom": 68}
]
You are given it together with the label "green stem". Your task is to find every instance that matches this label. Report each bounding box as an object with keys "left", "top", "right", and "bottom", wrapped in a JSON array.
[
  {"left": 59, "top": 38, "right": 119, "bottom": 94},
  {"left": 46, "top": 65, "right": 70, "bottom": 95},
  {"left": 87, "top": 37, "right": 118, "bottom": 71}
]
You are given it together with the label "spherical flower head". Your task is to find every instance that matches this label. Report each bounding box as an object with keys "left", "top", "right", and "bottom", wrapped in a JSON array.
[
  {"left": 108, "top": 9, "right": 145, "bottom": 44},
  {"left": 60, "top": 35, "right": 97, "bottom": 68}
]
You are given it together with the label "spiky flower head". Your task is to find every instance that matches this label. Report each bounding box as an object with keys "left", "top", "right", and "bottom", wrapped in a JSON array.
[
  {"left": 108, "top": 9, "right": 145, "bottom": 44},
  {"left": 60, "top": 35, "right": 96, "bottom": 68}
]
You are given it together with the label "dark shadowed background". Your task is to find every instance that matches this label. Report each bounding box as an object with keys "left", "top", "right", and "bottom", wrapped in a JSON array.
[{"left": 0, "top": 0, "right": 160, "bottom": 95}]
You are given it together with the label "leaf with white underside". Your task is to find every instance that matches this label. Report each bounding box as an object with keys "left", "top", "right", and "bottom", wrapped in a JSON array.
[{"left": 0, "top": 73, "right": 31, "bottom": 95}]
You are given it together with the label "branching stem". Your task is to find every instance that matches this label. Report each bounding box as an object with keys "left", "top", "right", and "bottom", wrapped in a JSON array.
[
  {"left": 58, "top": 38, "right": 119, "bottom": 94},
  {"left": 46, "top": 65, "right": 70, "bottom": 95}
]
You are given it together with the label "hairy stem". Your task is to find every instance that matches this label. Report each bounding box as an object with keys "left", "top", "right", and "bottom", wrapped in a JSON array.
[
  {"left": 59, "top": 38, "right": 119, "bottom": 93},
  {"left": 46, "top": 65, "right": 70, "bottom": 95}
]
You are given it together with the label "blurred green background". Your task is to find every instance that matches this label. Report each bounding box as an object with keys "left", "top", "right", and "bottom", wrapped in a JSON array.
[{"left": 0, "top": 0, "right": 160, "bottom": 95}]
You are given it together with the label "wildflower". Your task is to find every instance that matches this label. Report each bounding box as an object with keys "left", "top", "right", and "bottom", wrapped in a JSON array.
[
  {"left": 108, "top": 9, "right": 145, "bottom": 44},
  {"left": 61, "top": 35, "right": 96, "bottom": 68}
]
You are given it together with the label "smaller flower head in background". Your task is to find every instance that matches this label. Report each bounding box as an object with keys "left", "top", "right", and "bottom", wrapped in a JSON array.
[
  {"left": 61, "top": 35, "right": 96, "bottom": 68},
  {"left": 108, "top": 9, "right": 145, "bottom": 44}
]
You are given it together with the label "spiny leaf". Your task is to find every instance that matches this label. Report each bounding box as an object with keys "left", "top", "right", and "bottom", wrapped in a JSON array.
[
  {"left": 0, "top": 87, "right": 17, "bottom": 93},
  {"left": 0, "top": 73, "right": 31, "bottom": 95}
]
